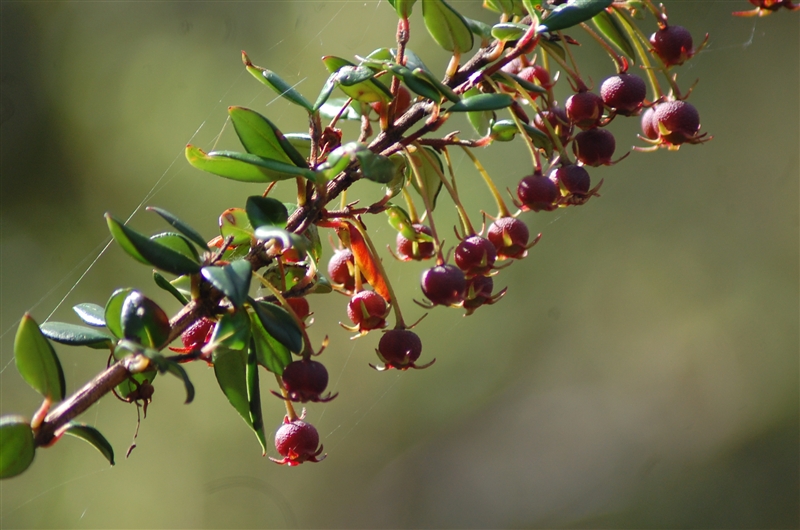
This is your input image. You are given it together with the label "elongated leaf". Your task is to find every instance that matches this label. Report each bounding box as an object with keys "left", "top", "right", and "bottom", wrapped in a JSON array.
[
  {"left": 186, "top": 145, "right": 317, "bottom": 183},
  {"left": 219, "top": 208, "right": 253, "bottom": 246},
  {"left": 153, "top": 271, "right": 189, "bottom": 305},
  {"left": 248, "top": 308, "right": 292, "bottom": 375},
  {"left": 241, "top": 52, "right": 313, "bottom": 112},
  {"left": 412, "top": 68, "right": 460, "bottom": 103},
  {"left": 390, "top": 0, "right": 417, "bottom": 18},
  {"left": 591, "top": 9, "right": 635, "bottom": 63},
  {"left": 321, "top": 56, "right": 392, "bottom": 105},
  {"left": 14, "top": 314, "right": 65, "bottom": 401},
  {"left": 40, "top": 322, "right": 114, "bottom": 349},
  {"left": 539, "top": 37, "right": 566, "bottom": 61},
  {"left": 73, "top": 303, "right": 106, "bottom": 327},
  {"left": 253, "top": 227, "right": 310, "bottom": 256},
  {"left": 492, "top": 71, "right": 548, "bottom": 96},
  {"left": 246, "top": 346, "right": 267, "bottom": 455},
  {"left": 163, "top": 361, "right": 195, "bottom": 404},
  {"left": 214, "top": 348, "right": 256, "bottom": 431},
  {"left": 284, "top": 133, "right": 312, "bottom": 153},
  {"left": 318, "top": 98, "right": 361, "bottom": 121},
  {"left": 104, "top": 288, "right": 134, "bottom": 339},
  {"left": 406, "top": 147, "right": 444, "bottom": 212},
  {"left": 106, "top": 214, "right": 201, "bottom": 276},
  {"left": 448, "top": 93, "right": 514, "bottom": 112},
  {"left": 228, "top": 107, "right": 308, "bottom": 168},
  {"left": 201, "top": 260, "right": 252, "bottom": 308},
  {"left": 386, "top": 204, "right": 417, "bottom": 241},
  {"left": 422, "top": 0, "right": 474, "bottom": 53},
  {"left": 208, "top": 310, "right": 251, "bottom": 352},
  {"left": 0, "top": 417, "right": 35, "bottom": 479},
  {"left": 150, "top": 232, "right": 201, "bottom": 263},
  {"left": 491, "top": 22, "right": 529, "bottom": 41},
  {"left": 64, "top": 423, "right": 115, "bottom": 466},
  {"left": 250, "top": 300, "right": 302, "bottom": 355},
  {"left": 355, "top": 150, "right": 396, "bottom": 184},
  {"left": 245, "top": 196, "right": 288, "bottom": 229},
  {"left": 464, "top": 16, "right": 493, "bottom": 43},
  {"left": 146, "top": 207, "right": 210, "bottom": 251},
  {"left": 121, "top": 291, "right": 171, "bottom": 349},
  {"left": 536, "top": 0, "right": 613, "bottom": 33},
  {"left": 463, "top": 87, "right": 494, "bottom": 136},
  {"left": 313, "top": 73, "right": 338, "bottom": 112}
]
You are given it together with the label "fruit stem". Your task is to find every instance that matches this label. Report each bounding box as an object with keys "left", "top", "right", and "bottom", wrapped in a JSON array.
[
  {"left": 613, "top": 6, "right": 664, "bottom": 99},
  {"left": 579, "top": 22, "right": 626, "bottom": 72},
  {"left": 275, "top": 374, "right": 299, "bottom": 421},
  {"left": 404, "top": 146, "right": 445, "bottom": 264},
  {"left": 255, "top": 274, "right": 317, "bottom": 361},
  {"left": 416, "top": 142, "right": 475, "bottom": 237},
  {"left": 459, "top": 146, "right": 511, "bottom": 219}
]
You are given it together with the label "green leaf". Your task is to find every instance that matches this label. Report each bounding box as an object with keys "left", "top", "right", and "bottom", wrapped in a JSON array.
[
  {"left": 150, "top": 232, "right": 201, "bottom": 263},
  {"left": 106, "top": 214, "right": 202, "bottom": 276},
  {"left": 406, "top": 147, "right": 444, "bottom": 211},
  {"left": 317, "top": 98, "right": 361, "bottom": 121},
  {"left": 463, "top": 87, "right": 494, "bottom": 136},
  {"left": 214, "top": 348, "right": 259, "bottom": 439},
  {"left": 208, "top": 310, "right": 251, "bottom": 352},
  {"left": 120, "top": 291, "right": 171, "bottom": 349},
  {"left": 284, "top": 133, "right": 312, "bottom": 154},
  {"left": 313, "top": 73, "right": 338, "bottom": 112},
  {"left": 219, "top": 208, "right": 253, "bottom": 246},
  {"left": 491, "top": 22, "right": 529, "bottom": 41},
  {"left": 186, "top": 145, "right": 317, "bottom": 183},
  {"left": 253, "top": 226, "right": 311, "bottom": 256},
  {"left": 63, "top": 423, "right": 115, "bottom": 466},
  {"left": 539, "top": 37, "right": 567, "bottom": 61},
  {"left": 241, "top": 52, "right": 313, "bottom": 112},
  {"left": 492, "top": 71, "right": 548, "bottom": 96},
  {"left": 386, "top": 204, "right": 417, "bottom": 241},
  {"left": 321, "top": 56, "right": 392, "bottom": 105},
  {"left": 40, "top": 322, "right": 114, "bottom": 349},
  {"left": 0, "top": 417, "right": 35, "bottom": 479},
  {"left": 355, "top": 150, "right": 396, "bottom": 184},
  {"left": 591, "top": 9, "right": 635, "bottom": 63},
  {"left": 250, "top": 300, "right": 302, "bottom": 355},
  {"left": 228, "top": 106, "right": 308, "bottom": 168},
  {"left": 412, "top": 68, "right": 460, "bottom": 103},
  {"left": 73, "top": 303, "right": 106, "bottom": 327},
  {"left": 14, "top": 314, "right": 65, "bottom": 401},
  {"left": 104, "top": 288, "right": 134, "bottom": 339},
  {"left": 536, "top": 0, "right": 613, "bottom": 33},
  {"left": 201, "top": 260, "right": 252, "bottom": 308},
  {"left": 421, "top": 0, "right": 474, "bottom": 54},
  {"left": 390, "top": 0, "right": 417, "bottom": 18},
  {"left": 153, "top": 271, "right": 189, "bottom": 305},
  {"left": 163, "top": 361, "right": 195, "bottom": 404},
  {"left": 483, "top": 0, "right": 516, "bottom": 16},
  {"left": 246, "top": 346, "right": 267, "bottom": 455},
  {"left": 490, "top": 119, "right": 554, "bottom": 155},
  {"left": 248, "top": 308, "right": 292, "bottom": 375},
  {"left": 464, "top": 16, "right": 494, "bottom": 43},
  {"left": 146, "top": 207, "right": 210, "bottom": 251},
  {"left": 448, "top": 93, "right": 514, "bottom": 112},
  {"left": 245, "top": 196, "right": 289, "bottom": 229}
]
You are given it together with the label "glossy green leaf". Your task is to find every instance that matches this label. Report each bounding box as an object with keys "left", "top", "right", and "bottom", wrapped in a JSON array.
[
  {"left": 64, "top": 423, "right": 115, "bottom": 466},
  {"left": 386, "top": 204, "right": 417, "bottom": 240},
  {"left": 106, "top": 214, "right": 201, "bottom": 276},
  {"left": 412, "top": 68, "right": 460, "bottom": 103},
  {"left": 321, "top": 56, "right": 392, "bottom": 105},
  {"left": 214, "top": 348, "right": 258, "bottom": 438},
  {"left": 201, "top": 260, "right": 252, "bottom": 308},
  {"left": 248, "top": 307, "right": 292, "bottom": 375},
  {"left": 219, "top": 208, "right": 253, "bottom": 246},
  {"left": 153, "top": 271, "right": 189, "bottom": 306},
  {"left": 73, "top": 303, "right": 106, "bottom": 327},
  {"left": 242, "top": 52, "right": 313, "bottom": 112},
  {"left": 186, "top": 145, "right": 317, "bottom": 183},
  {"left": 121, "top": 291, "right": 171, "bottom": 349},
  {"left": 0, "top": 417, "right": 35, "bottom": 479},
  {"left": 356, "top": 150, "right": 396, "bottom": 184},
  {"left": 406, "top": 147, "right": 444, "bottom": 211},
  {"left": 490, "top": 119, "right": 554, "bottom": 156},
  {"left": 228, "top": 106, "right": 308, "bottom": 168},
  {"left": 246, "top": 346, "right": 267, "bottom": 454},
  {"left": 448, "top": 93, "right": 514, "bottom": 112},
  {"left": 536, "top": 0, "right": 613, "bottom": 33},
  {"left": 245, "top": 196, "right": 288, "bottom": 229},
  {"left": 14, "top": 314, "right": 65, "bottom": 401},
  {"left": 284, "top": 133, "right": 313, "bottom": 154},
  {"left": 253, "top": 227, "right": 310, "bottom": 256},
  {"left": 146, "top": 353, "right": 194, "bottom": 404},
  {"left": 313, "top": 73, "right": 338, "bottom": 112},
  {"left": 170, "top": 275, "right": 193, "bottom": 302},
  {"left": 40, "top": 322, "right": 114, "bottom": 349},
  {"left": 146, "top": 206, "right": 210, "bottom": 251},
  {"left": 539, "top": 37, "right": 566, "bottom": 61},
  {"left": 388, "top": 0, "right": 417, "bottom": 17},
  {"left": 104, "top": 288, "right": 134, "bottom": 339},
  {"left": 464, "top": 16, "right": 494, "bottom": 44},
  {"left": 150, "top": 232, "right": 201, "bottom": 263},
  {"left": 318, "top": 98, "right": 361, "bottom": 121},
  {"left": 492, "top": 71, "right": 548, "bottom": 96},
  {"left": 250, "top": 300, "right": 302, "bottom": 355},
  {"left": 483, "top": 0, "right": 515, "bottom": 16},
  {"left": 592, "top": 9, "right": 636, "bottom": 63},
  {"left": 491, "top": 22, "right": 529, "bottom": 41},
  {"left": 336, "top": 65, "right": 378, "bottom": 87},
  {"left": 422, "top": 0, "right": 474, "bottom": 53},
  {"left": 463, "top": 87, "right": 494, "bottom": 136},
  {"left": 208, "top": 310, "right": 251, "bottom": 352}
]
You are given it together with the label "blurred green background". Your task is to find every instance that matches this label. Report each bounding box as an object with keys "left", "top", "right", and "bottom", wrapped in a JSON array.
[{"left": 1, "top": 1, "right": 797, "bottom": 528}]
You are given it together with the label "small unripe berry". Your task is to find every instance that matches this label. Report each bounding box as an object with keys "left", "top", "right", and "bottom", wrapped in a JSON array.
[
  {"left": 346, "top": 290, "right": 388, "bottom": 332},
  {"left": 565, "top": 91, "right": 605, "bottom": 129},
  {"left": 517, "top": 174, "right": 559, "bottom": 212},
  {"left": 600, "top": 73, "right": 647, "bottom": 115},
  {"left": 573, "top": 128, "right": 616, "bottom": 166},
  {"left": 421, "top": 264, "right": 466, "bottom": 306},
  {"left": 454, "top": 236, "right": 497, "bottom": 277},
  {"left": 650, "top": 25, "right": 694, "bottom": 67},
  {"left": 487, "top": 217, "right": 530, "bottom": 260}
]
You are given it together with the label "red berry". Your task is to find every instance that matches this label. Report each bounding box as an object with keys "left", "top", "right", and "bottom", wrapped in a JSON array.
[
  {"left": 376, "top": 329, "right": 424, "bottom": 370},
  {"left": 463, "top": 275, "right": 495, "bottom": 314},
  {"left": 551, "top": 165, "right": 591, "bottom": 196},
  {"left": 370, "top": 85, "right": 413, "bottom": 118},
  {"left": 641, "top": 107, "right": 659, "bottom": 139},
  {"left": 650, "top": 25, "right": 694, "bottom": 67},
  {"left": 454, "top": 236, "right": 497, "bottom": 277},
  {"left": 487, "top": 217, "right": 530, "bottom": 260},
  {"left": 396, "top": 224, "right": 436, "bottom": 261},
  {"left": 421, "top": 264, "right": 466, "bottom": 306},
  {"left": 573, "top": 128, "right": 616, "bottom": 166},
  {"left": 280, "top": 360, "right": 336, "bottom": 403},
  {"left": 328, "top": 249, "right": 359, "bottom": 290},
  {"left": 286, "top": 297, "right": 310, "bottom": 322},
  {"left": 517, "top": 174, "right": 559, "bottom": 212},
  {"left": 600, "top": 73, "right": 647, "bottom": 115},
  {"left": 271, "top": 418, "right": 324, "bottom": 466},
  {"left": 172, "top": 317, "right": 215, "bottom": 353},
  {"left": 565, "top": 91, "right": 605, "bottom": 129},
  {"left": 346, "top": 290, "right": 389, "bottom": 332},
  {"left": 534, "top": 106, "right": 572, "bottom": 145},
  {"left": 653, "top": 100, "right": 701, "bottom": 145},
  {"left": 518, "top": 65, "right": 553, "bottom": 90}
]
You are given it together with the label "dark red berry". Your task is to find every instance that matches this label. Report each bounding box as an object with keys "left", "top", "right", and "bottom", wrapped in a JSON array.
[
  {"left": 376, "top": 329, "right": 424, "bottom": 370},
  {"left": 286, "top": 297, "right": 310, "bottom": 322},
  {"left": 463, "top": 275, "right": 495, "bottom": 314},
  {"left": 533, "top": 106, "right": 572, "bottom": 145},
  {"left": 573, "top": 128, "right": 616, "bottom": 166},
  {"left": 346, "top": 290, "right": 389, "bottom": 332},
  {"left": 487, "top": 217, "right": 530, "bottom": 260},
  {"left": 396, "top": 224, "right": 436, "bottom": 261},
  {"left": 170, "top": 317, "right": 215, "bottom": 354},
  {"left": 653, "top": 100, "right": 701, "bottom": 145},
  {"left": 517, "top": 174, "right": 559, "bottom": 212},
  {"left": 280, "top": 360, "right": 336, "bottom": 403},
  {"left": 650, "top": 25, "right": 694, "bottom": 67},
  {"left": 454, "top": 236, "right": 497, "bottom": 277},
  {"left": 551, "top": 165, "right": 591, "bottom": 196},
  {"left": 271, "top": 418, "right": 324, "bottom": 466},
  {"left": 517, "top": 65, "right": 553, "bottom": 93},
  {"left": 328, "top": 249, "right": 359, "bottom": 290},
  {"left": 600, "top": 73, "right": 647, "bottom": 115},
  {"left": 565, "top": 91, "right": 605, "bottom": 129},
  {"left": 641, "top": 106, "right": 659, "bottom": 139},
  {"left": 421, "top": 264, "right": 466, "bottom": 306},
  {"left": 370, "top": 85, "right": 412, "bottom": 118}
]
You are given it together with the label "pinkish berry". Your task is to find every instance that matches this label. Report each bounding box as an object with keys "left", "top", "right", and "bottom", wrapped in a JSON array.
[
  {"left": 455, "top": 236, "right": 497, "bottom": 277},
  {"left": 517, "top": 65, "right": 553, "bottom": 91},
  {"left": 377, "top": 329, "right": 423, "bottom": 369},
  {"left": 573, "top": 128, "right": 616, "bottom": 166},
  {"left": 421, "top": 264, "right": 466, "bottom": 306},
  {"left": 286, "top": 297, "right": 310, "bottom": 322},
  {"left": 641, "top": 107, "right": 659, "bottom": 139},
  {"left": 653, "top": 100, "right": 701, "bottom": 145},
  {"left": 551, "top": 165, "right": 591, "bottom": 195},
  {"left": 347, "top": 290, "right": 388, "bottom": 331},
  {"left": 272, "top": 418, "right": 324, "bottom": 466},
  {"left": 533, "top": 106, "right": 572, "bottom": 145},
  {"left": 328, "top": 249, "right": 359, "bottom": 290},
  {"left": 517, "top": 174, "right": 559, "bottom": 212},
  {"left": 650, "top": 25, "right": 694, "bottom": 67},
  {"left": 565, "top": 91, "right": 605, "bottom": 129},
  {"left": 488, "top": 217, "right": 530, "bottom": 260},
  {"left": 600, "top": 73, "right": 647, "bottom": 115},
  {"left": 281, "top": 360, "right": 335, "bottom": 403},
  {"left": 396, "top": 224, "right": 436, "bottom": 261}
]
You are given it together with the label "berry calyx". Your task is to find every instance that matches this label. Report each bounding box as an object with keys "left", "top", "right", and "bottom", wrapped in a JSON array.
[
  {"left": 573, "top": 128, "right": 616, "bottom": 166},
  {"left": 454, "top": 236, "right": 497, "bottom": 277},
  {"left": 346, "top": 290, "right": 389, "bottom": 332},
  {"left": 650, "top": 25, "right": 695, "bottom": 67},
  {"left": 270, "top": 416, "right": 325, "bottom": 466},
  {"left": 487, "top": 217, "right": 533, "bottom": 260},
  {"left": 421, "top": 264, "right": 466, "bottom": 306},
  {"left": 517, "top": 173, "right": 559, "bottom": 212},
  {"left": 600, "top": 73, "right": 647, "bottom": 115},
  {"left": 395, "top": 223, "right": 436, "bottom": 261},
  {"left": 565, "top": 91, "right": 605, "bottom": 129},
  {"left": 278, "top": 360, "right": 337, "bottom": 403},
  {"left": 374, "top": 329, "right": 433, "bottom": 370}
]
